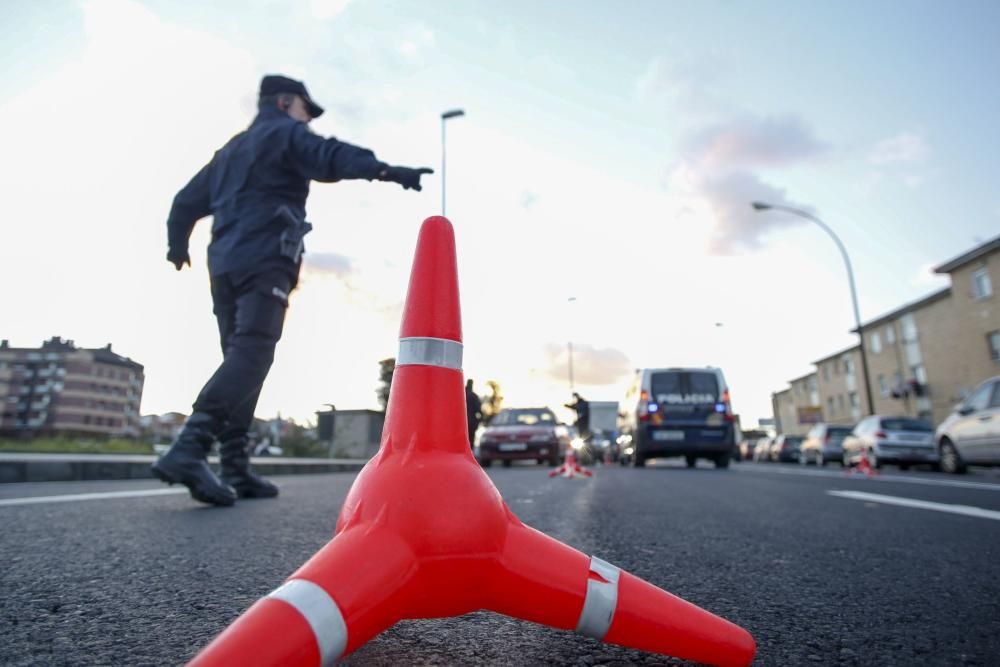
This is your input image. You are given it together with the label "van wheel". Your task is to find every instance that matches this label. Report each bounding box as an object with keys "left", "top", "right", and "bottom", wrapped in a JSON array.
[
  {"left": 714, "top": 454, "right": 730, "bottom": 469},
  {"left": 939, "top": 439, "right": 967, "bottom": 474},
  {"left": 480, "top": 459, "right": 492, "bottom": 468},
  {"left": 685, "top": 455, "right": 697, "bottom": 468},
  {"left": 502, "top": 460, "right": 513, "bottom": 468},
  {"left": 632, "top": 455, "right": 646, "bottom": 468}
]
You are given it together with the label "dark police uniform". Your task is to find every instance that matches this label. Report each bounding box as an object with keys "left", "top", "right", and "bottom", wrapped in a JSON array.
[{"left": 155, "top": 75, "right": 431, "bottom": 505}]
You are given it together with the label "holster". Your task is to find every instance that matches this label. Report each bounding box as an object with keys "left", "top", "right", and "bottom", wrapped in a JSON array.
[{"left": 275, "top": 205, "right": 313, "bottom": 263}]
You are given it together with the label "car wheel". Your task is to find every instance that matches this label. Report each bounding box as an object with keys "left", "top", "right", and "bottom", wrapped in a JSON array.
[
  {"left": 480, "top": 458, "right": 493, "bottom": 468},
  {"left": 899, "top": 464, "right": 910, "bottom": 471},
  {"left": 632, "top": 455, "right": 646, "bottom": 468},
  {"left": 817, "top": 452, "right": 825, "bottom": 467},
  {"left": 715, "top": 454, "right": 730, "bottom": 469},
  {"left": 939, "top": 439, "right": 967, "bottom": 474},
  {"left": 502, "top": 460, "right": 512, "bottom": 468},
  {"left": 685, "top": 454, "right": 697, "bottom": 468},
  {"left": 799, "top": 453, "right": 808, "bottom": 466}
]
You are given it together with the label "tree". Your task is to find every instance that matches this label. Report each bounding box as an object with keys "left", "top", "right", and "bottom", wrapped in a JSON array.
[
  {"left": 376, "top": 357, "right": 396, "bottom": 412},
  {"left": 480, "top": 380, "right": 504, "bottom": 425}
]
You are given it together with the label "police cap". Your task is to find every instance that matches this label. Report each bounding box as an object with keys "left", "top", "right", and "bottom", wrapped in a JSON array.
[{"left": 259, "top": 74, "right": 325, "bottom": 118}]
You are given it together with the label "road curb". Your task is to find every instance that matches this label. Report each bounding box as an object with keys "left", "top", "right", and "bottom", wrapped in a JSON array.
[{"left": 0, "top": 453, "right": 369, "bottom": 484}]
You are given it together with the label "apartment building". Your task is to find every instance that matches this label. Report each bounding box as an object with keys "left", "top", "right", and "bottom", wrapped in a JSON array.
[
  {"left": 774, "top": 372, "right": 821, "bottom": 436},
  {"left": 934, "top": 235, "right": 1000, "bottom": 387},
  {"left": 772, "top": 234, "right": 1000, "bottom": 430},
  {"left": 0, "top": 337, "right": 144, "bottom": 437},
  {"left": 857, "top": 289, "right": 956, "bottom": 423},
  {"left": 814, "top": 346, "right": 871, "bottom": 426}
]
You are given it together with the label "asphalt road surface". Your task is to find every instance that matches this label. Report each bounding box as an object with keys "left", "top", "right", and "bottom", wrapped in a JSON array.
[{"left": 2, "top": 460, "right": 999, "bottom": 666}]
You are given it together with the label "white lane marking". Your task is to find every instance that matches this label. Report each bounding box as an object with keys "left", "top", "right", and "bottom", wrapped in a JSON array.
[
  {"left": 736, "top": 463, "right": 1000, "bottom": 492},
  {"left": 0, "top": 488, "right": 187, "bottom": 507},
  {"left": 828, "top": 490, "right": 1000, "bottom": 521}
]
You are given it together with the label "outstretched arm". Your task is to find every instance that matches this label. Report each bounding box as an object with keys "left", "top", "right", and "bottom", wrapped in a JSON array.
[{"left": 288, "top": 123, "right": 433, "bottom": 190}]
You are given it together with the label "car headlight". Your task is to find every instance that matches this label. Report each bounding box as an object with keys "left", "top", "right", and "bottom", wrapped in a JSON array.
[{"left": 571, "top": 437, "right": 585, "bottom": 450}]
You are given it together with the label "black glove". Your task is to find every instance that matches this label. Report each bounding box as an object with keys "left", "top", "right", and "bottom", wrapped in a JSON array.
[
  {"left": 379, "top": 165, "right": 434, "bottom": 191},
  {"left": 167, "top": 247, "right": 191, "bottom": 271}
]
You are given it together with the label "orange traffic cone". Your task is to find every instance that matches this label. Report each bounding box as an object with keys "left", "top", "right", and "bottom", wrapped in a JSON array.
[
  {"left": 549, "top": 443, "right": 593, "bottom": 479},
  {"left": 189, "top": 217, "right": 755, "bottom": 667},
  {"left": 855, "top": 449, "right": 879, "bottom": 477}
]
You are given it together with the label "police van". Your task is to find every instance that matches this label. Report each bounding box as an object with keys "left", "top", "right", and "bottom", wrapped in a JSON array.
[{"left": 617, "top": 367, "right": 736, "bottom": 468}]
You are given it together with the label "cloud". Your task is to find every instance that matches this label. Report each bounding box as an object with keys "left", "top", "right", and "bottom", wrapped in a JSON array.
[
  {"left": 682, "top": 114, "right": 829, "bottom": 169},
  {"left": 310, "top": 0, "right": 354, "bottom": 20},
  {"left": 869, "top": 132, "right": 928, "bottom": 164},
  {"left": 303, "top": 251, "right": 355, "bottom": 279},
  {"left": 695, "top": 170, "right": 812, "bottom": 255},
  {"left": 634, "top": 54, "right": 726, "bottom": 114},
  {"left": 539, "top": 343, "right": 632, "bottom": 386}
]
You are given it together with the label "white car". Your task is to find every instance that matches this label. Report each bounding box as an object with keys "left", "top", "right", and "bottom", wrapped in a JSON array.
[
  {"left": 843, "top": 416, "right": 938, "bottom": 470},
  {"left": 935, "top": 376, "right": 1000, "bottom": 474}
]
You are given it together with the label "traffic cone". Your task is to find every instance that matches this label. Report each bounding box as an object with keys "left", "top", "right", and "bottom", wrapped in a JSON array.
[
  {"left": 855, "top": 450, "right": 879, "bottom": 477},
  {"left": 189, "top": 216, "right": 756, "bottom": 667},
  {"left": 549, "top": 443, "right": 593, "bottom": 479}
]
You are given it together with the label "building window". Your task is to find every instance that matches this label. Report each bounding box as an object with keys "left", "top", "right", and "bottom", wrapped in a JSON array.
[
  {"left": 827, "top": 397, "right": 835, "bottom": 414},
  {"left": 822, "top": 365, "right": 829, "bottom": 382},
  {"left": 849, "top": 392, "right": 859, "bottom": 408},
  {"left": 885, "top": 325, "right": 895, "bottom": 344},
  {"left": 838, "top": 395, "right": 845, "bottom": 411},
  {"left": 972, "top": 267, "right": 993, "bottom": 300},
  {"left": 844, "top": 358, "right": 854, "bottom": 376},
  {"left": 989, "top": 331, "right": 1000, "bottom": 362},
  {"left": 878, "top": 374, "right": 889, "bottom": 396},
  {"left": 901, "top": 314, "right": 918, "bottom": 343},
  {"left": 912, "top": 364, "right": 928, "bottom": 385},
  {"left": 870, "top": 332, "right": 881, "bottom": 354}
]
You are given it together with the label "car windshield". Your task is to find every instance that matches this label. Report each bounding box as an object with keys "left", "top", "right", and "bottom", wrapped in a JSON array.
[
  {"left": 881, "top": 418, "right": 933, "bottom": 432},
  {"left": 651, "top": 371, "right": 719, "bottom": 404},
  {"left": 785, "top": 437, "right": 803, "bottom": 444},
  {"left": 827, "top": 427, "right": 852, "bottom": 438},
  {"left": 492, "top": 409, "right": 556, "bottom": 427}
]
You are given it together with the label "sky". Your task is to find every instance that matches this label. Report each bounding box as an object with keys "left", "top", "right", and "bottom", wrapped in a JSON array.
[{"left": 1, "top": 0, "right": 998, "bottom": 428}]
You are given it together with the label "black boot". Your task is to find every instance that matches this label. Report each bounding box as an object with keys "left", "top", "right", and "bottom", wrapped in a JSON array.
[
  {"left": 219, "top": 436, "right": 279, "bottom": 499},
  {"left": 151, "top": 413, "right": 237, "bottom": 507}
]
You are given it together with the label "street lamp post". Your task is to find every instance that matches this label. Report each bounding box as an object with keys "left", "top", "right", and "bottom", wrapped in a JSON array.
[
  {"left": 751, "top": 202, "right": 875, "bottom": 416},
  {"left": 440, "top": 109, "right": 465, "bottom": 216}
]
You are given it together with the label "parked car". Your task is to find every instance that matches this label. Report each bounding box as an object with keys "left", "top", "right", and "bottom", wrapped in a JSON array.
[
  {"left": 842, "top": 416, "right": 939, "bottom": 470},
  {"left": 477, "top": 407, "right": 569, "bottom": 467},
  {"left": 738, "top": 438, "right": 757, "bottom": 461},
  {"left": 935, "top": 375, "right": 1000, "bottom": 474},
  {"left": 769, "top": 435, "right": 804, "bottom": 463},
  {"left": 799, "top": 423, "right": 853, "bottom": 466},
  {"left": 617, "top": 367, "right": 737, "bottom": 468},
  {"left": 752, "top": 437, "right": 773, "bottom": 462}
]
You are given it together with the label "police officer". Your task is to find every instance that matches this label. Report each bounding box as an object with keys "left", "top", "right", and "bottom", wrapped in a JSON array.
[{"left": 152, "top": 74, "right": 433, "bottom": 506}]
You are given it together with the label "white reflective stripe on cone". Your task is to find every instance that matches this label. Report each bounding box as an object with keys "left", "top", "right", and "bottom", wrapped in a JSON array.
[
  {"left": 267, "top": 579, "right": 347, "bottom": 666},
  {"left": 396, "top": 337, "right": 463, "bottom": 370},
  {"left": 575, "top": 556, "right": 621, "bottom": 640}
]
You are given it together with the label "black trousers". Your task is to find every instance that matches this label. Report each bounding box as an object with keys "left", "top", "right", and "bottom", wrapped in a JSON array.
[{"left": 191, "top": 266, "right": 293, "bottom": 440}]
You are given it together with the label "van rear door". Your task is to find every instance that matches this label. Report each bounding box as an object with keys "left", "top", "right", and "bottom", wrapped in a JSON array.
[{"left": 650, "top": 371, "right": 722, "bottom": 424}]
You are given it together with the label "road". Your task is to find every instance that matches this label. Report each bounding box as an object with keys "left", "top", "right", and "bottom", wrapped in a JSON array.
[{"left": 2, "top": 461, "right": 999, "bottom": 666}]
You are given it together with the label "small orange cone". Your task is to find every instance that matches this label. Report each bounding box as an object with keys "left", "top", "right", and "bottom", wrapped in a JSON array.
[
  {"left": 549, "top": 443, "right": 593, "bottom": 479},
  {"left": 845, "top": 449, "right": 879, "bottom": 478},
  {"left": 188, "top": 216, "right": 755, "bottom": 667}
]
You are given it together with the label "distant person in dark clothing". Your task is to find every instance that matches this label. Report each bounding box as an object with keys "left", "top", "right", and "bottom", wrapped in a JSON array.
[
  {"left": 565, "top": 392, "right": 590, "bottom": 440},
  {"left": 466, "top": 379, "right": 483, "bottom": 450},
  {"left": 152, "top": 74, "right": 433, "bottom": 506}
]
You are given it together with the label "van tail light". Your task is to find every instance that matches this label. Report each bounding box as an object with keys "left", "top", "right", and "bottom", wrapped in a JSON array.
[
  {"left": 639, "top": 390, "right": 650, "bottom": 422},
  {"left": 722, "top": 389, "right": 734, "bottom": 422}
]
